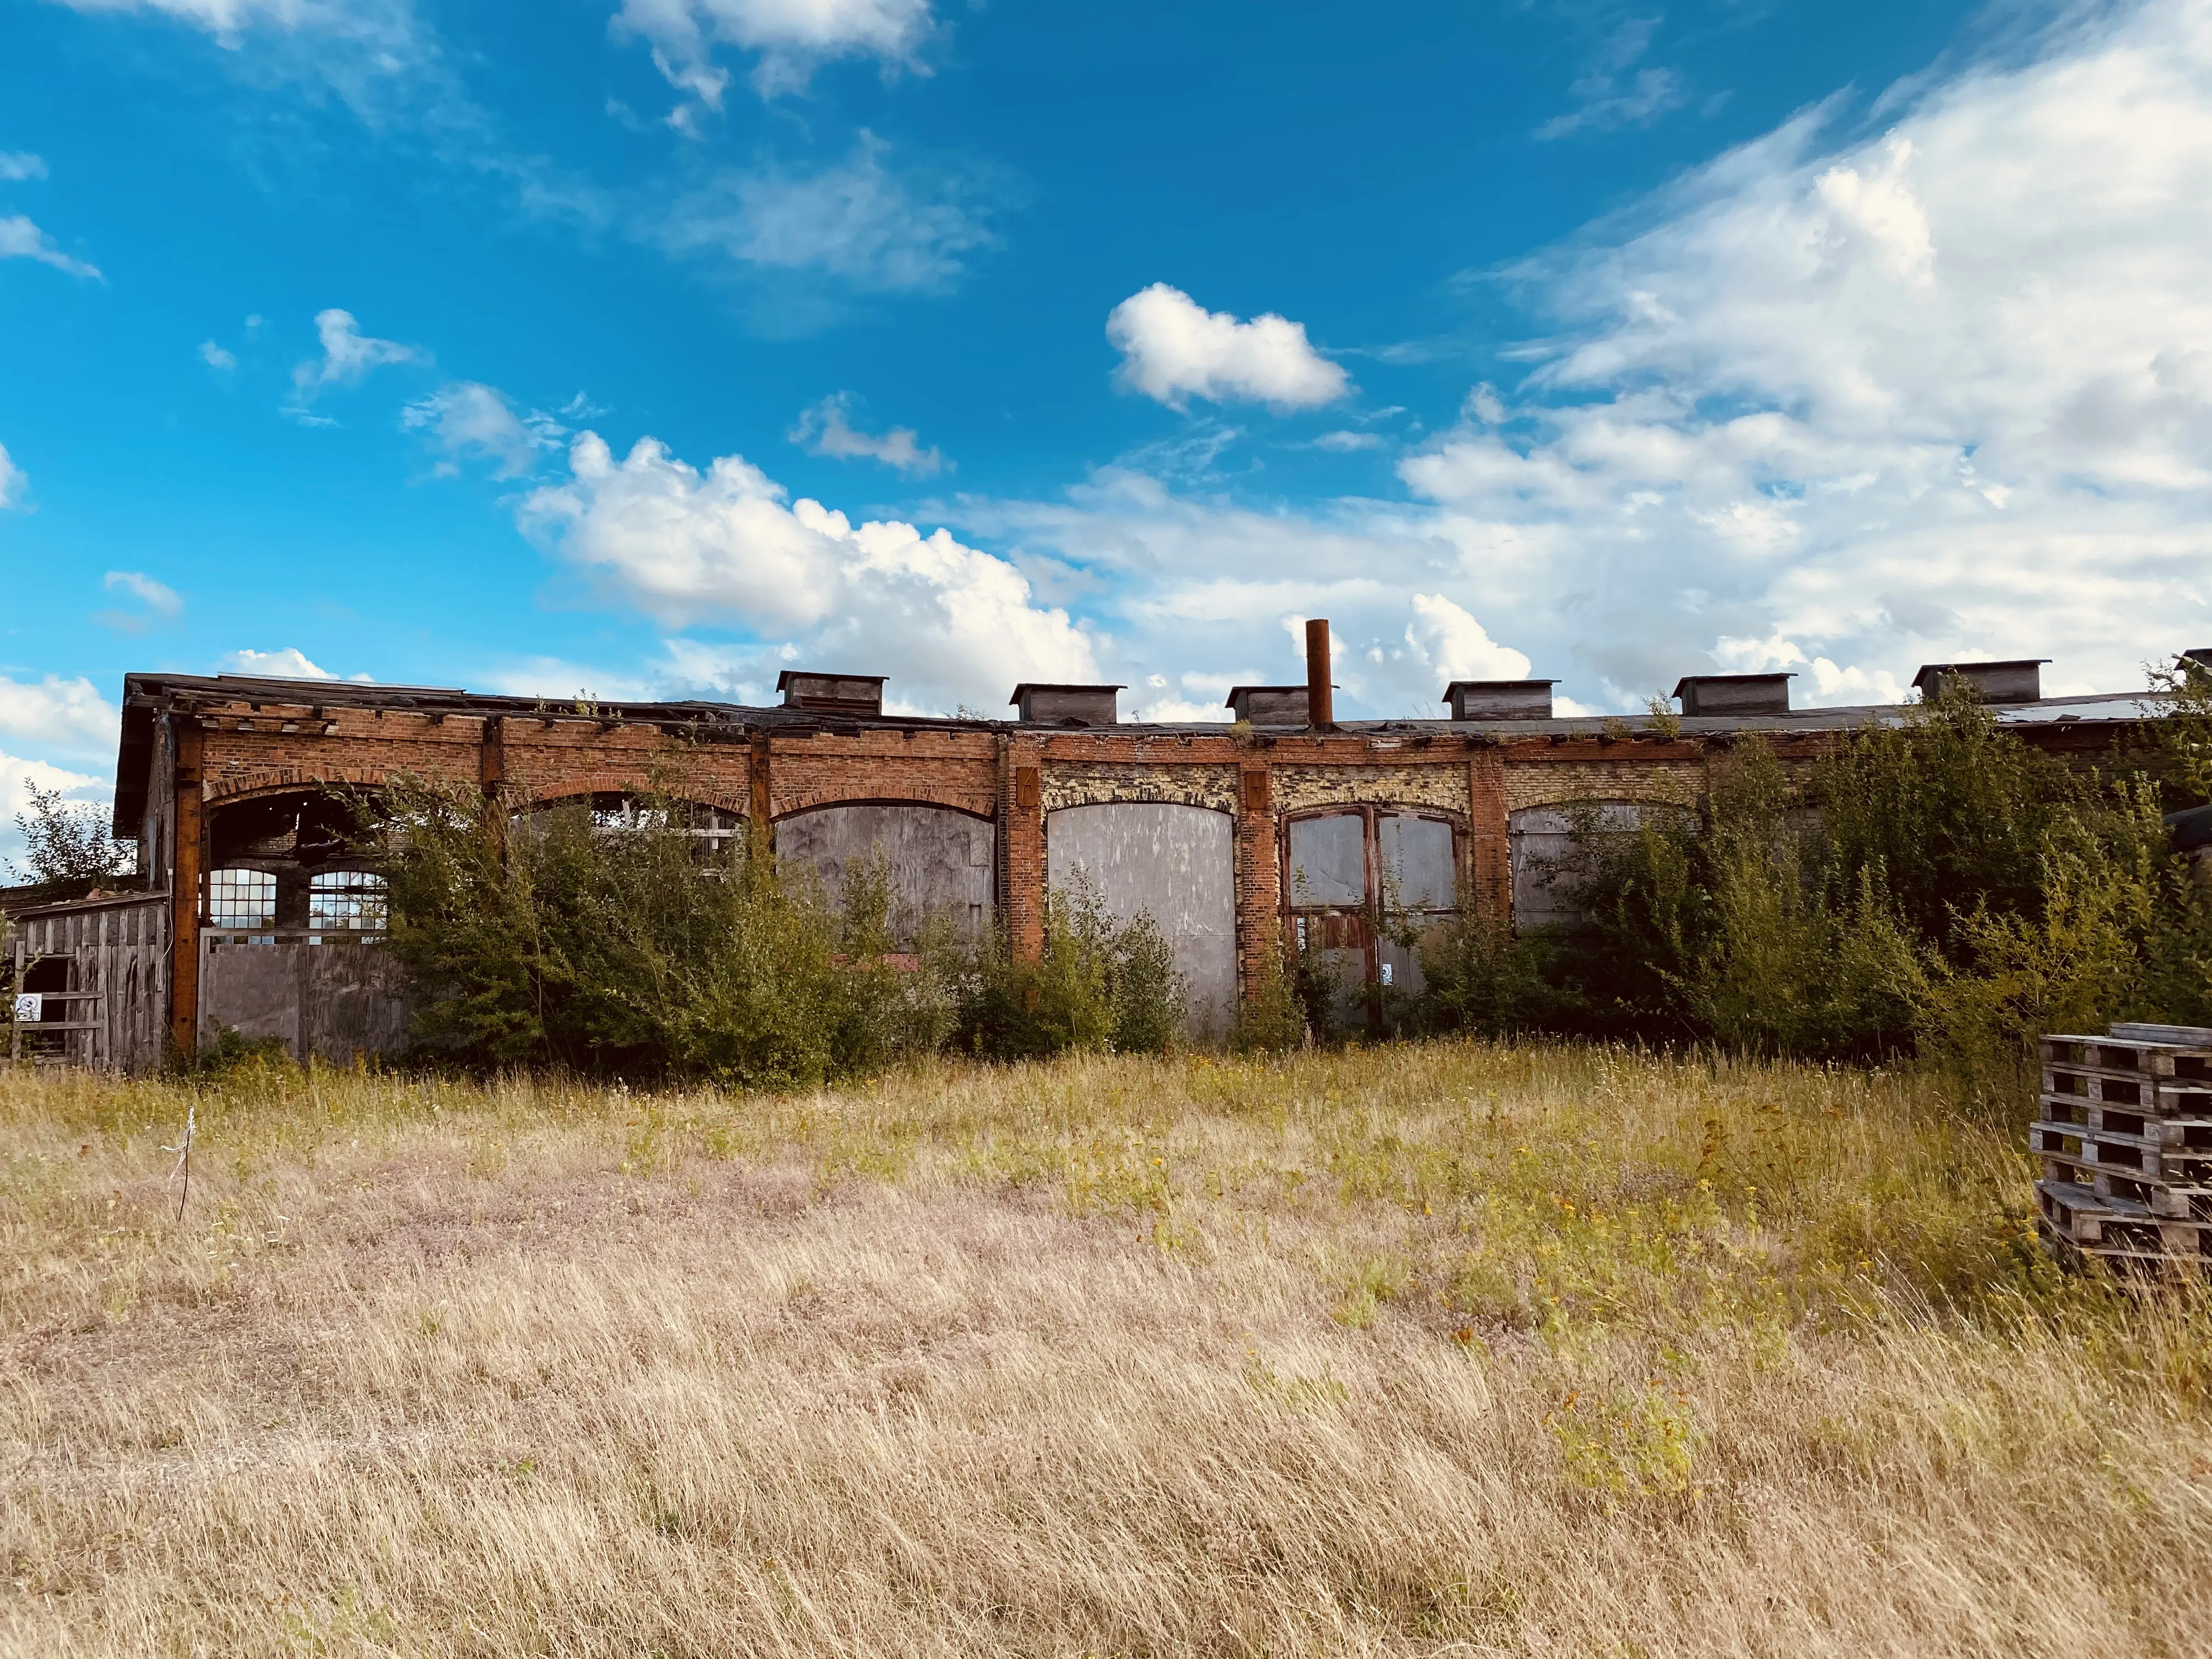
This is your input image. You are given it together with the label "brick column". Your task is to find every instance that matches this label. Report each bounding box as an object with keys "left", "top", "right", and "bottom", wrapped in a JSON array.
[
  {"left": 748, "top": 732, "right": 773, "bottom": 860},
  {"left": 1234, "top": 763, "right": 1282, "bottom": 1001},
  {"left": 478, "top": 715, "right": 505, "bottom": 798},
  {"left": 1467, "top": 748, "right": 1510, "bottom": 926},
  {"left": 168, "top": 720, "right": 205, "bottom": 1058},
  {"left": 998, "top": 733, "right": 1045, "bottom": 961}
]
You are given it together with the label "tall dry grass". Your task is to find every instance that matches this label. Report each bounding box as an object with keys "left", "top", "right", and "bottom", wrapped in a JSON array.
[{"left": 3, "top": 1043, "right": 2209, "bottom": 1656}]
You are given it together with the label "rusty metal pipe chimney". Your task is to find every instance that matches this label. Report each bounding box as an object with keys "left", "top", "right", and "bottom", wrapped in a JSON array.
[{"left": 1305, "top": 618, "right": 1333, "bottom": 729}]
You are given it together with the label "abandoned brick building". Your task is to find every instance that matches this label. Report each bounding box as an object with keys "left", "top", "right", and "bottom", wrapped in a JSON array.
[{"left": 3, "top": 627, "right": 2193, "bottom": 1069}]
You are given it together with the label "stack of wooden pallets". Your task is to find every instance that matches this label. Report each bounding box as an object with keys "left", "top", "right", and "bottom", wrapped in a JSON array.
[{"left": 2033, "top": 1023, "right": 2212, "bottom": 1277}]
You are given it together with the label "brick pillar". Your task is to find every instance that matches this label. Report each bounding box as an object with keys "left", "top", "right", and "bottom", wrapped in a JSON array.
[
  {"left": 168, "top": 720, "right": 205, "bottom": 1058},
  {"left": 478, "top": 714, "right": 505, "bottom": 798},
  {"left": 1467, "top": 748, "right": 1510, "bottom": 927},
  {"left": 1234, "top": 763, "right": 1282, "bottom": 1001},
  {"left": 748, "top": 732, "right": 773, "bottom": 861},
  {"left": 998, "top": 733, "right": 1045, "bottom": 962}
]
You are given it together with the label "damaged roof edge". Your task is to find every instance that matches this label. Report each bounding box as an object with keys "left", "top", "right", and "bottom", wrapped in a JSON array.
[{"left": 104, "top": 671, "right": 2188, "bottom": 836}]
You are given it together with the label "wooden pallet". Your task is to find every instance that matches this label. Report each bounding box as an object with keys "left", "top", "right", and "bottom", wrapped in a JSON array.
[
  {"left": 2035, "top": 1028, "right": 2212, "bottom": 1276},
  {"left": 2038, "top": 1217, "right": 2212, "bottom": 1282}
]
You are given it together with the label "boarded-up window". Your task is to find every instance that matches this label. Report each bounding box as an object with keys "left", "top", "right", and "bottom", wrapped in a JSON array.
[
  {"left": 777, "top": 803, "right": 995, "bottom": 945},
  {"left": 1507, "top": 803, "right": 1645, "bottom": 930},
  {"left": 1287, "top": 813, "right": 1365, "bottom": 907},
  {"left": 1047, "top": 802, "right": 1236, "bottom": 1037}
]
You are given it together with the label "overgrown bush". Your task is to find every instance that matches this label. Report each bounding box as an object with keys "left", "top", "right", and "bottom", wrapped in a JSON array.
[
  {"left": 382, "top": 780, "right": 943, "bottom": 1088},
  {"left": 950, "top": 874, "right": 1184, "bottom": 1060},
  {"left": 1412, "top": 686, "right": 2212, "bottom": 1104},
  {"left": 1229, "top": 940, "right": 1309, "bottom": 1053},
  {"left": 382, "top": 780, "right": 1184, "bottom": 1082}
]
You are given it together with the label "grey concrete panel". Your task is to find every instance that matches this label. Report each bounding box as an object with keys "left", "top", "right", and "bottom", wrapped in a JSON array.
[
  {"left": 200, "top": 943, "right": 304, "bottom": 1051},
  {"left": 1378, "top": 814, "right": 1456, "bottom": 911},
  {"left": 304, "top": 944, "right": 412, "bottom": 1061},
  {"left": 1509, "top": 803, "right": 1644, "bottom": 929},
  {"left": 200, "top": 939, "right": 411, "bottom": 1063},
  {"left": 777, "top": 804, "right": 994, "bottom": 944},
  {"left": 1286, "top": 812, "right": 1366, "bottom": 907},
  {"left": 1047, "top": 802, "right": 1237, "bottom": 1038}
]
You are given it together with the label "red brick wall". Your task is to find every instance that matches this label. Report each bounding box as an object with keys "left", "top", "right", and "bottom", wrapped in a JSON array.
[{"left": 167, "top": 691, "right": 1908, "bottom": 1033}]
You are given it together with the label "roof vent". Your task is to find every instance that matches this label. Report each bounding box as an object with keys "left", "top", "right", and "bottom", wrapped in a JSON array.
[
  {"left": 1443, "top": 679, "right": 1556, "bottom": 721},
  {"left": 1009, "top": 684, "right": 1122, "bottom": 726},
  {"left": 2179, "top": 648, "right": 2212, "bottom": 674},
  {"left": 1671, "top": 673, "right": 1793, "bottom": 717},
  {"left": 1224, "top": 686, "right": 1313, "bottom": 725},
  {"left": 777, "top": 670, "right": 885, "bottom": 716},
  {"left": 1911, "top": 659, "right": 2047, "bottom": 704}
]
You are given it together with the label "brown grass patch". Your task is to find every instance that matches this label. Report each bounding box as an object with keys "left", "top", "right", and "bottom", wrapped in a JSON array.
[{"left": 4, "top": 1043, "right": 2210, "bottom": 1655}]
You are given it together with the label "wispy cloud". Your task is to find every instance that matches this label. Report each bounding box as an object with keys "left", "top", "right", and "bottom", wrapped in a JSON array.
[
  {"left": 287, "top": 308, "right": 420, "bottom": 413},
  {"left": 0, "top": 213, "right": 101, "bottom": 279},
  {"left": 94, "top": 571, "right": 185, "bottom": 633},
  {"left": 402, "top": 381, "right": 568, "bottom": 478},
  {"left": 654, "top": 134, "right": 1008, "bottom": 295},
  {"left": 0, "top": 151, "right": 46, "bottom": 180},
  {"left": 789, "top": 393, "right": 944, "bottom": 475},
  {"left": 613, "top": 0, "right": 938, "bottom": 115},
  {"left": 1536, "top": 15, "right": 1688, "bottom": 140},
  {"left": 198, "top": 339, "right": 238, "bottom": 373}
]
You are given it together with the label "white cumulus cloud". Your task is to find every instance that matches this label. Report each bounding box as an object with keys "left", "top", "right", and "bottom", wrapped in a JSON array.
[
  {"left": 198, "top": 339, "right": 238, "bottom": 372},
  {"left": 0, "top": 442, "right": 25, "bottom": 510},
  {"left": 789, "top": 392, "right": 943, "bottom": 475},
  {"left": 1107, "top": 284, "right": 1350, "bottom": 411},
  {"left": 0, "top": 152, "right": 46, "bottom": 179},
  {"left": 0, "top": 674, "right": 119, "bottom": 757},
  {"left": 223, "top": 647, "right": 337, "bottom": 680},
  {"left": 519, "top": 431, "right": 1096, "bottom": 712},
  {"left": 1394, "top": 0, "right": 2212, "bottom": 701}
]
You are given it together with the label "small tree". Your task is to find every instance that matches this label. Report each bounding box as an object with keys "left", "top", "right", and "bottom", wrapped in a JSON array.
[{"left": 8, "top": 785, "right": 134, "bottom": 886}]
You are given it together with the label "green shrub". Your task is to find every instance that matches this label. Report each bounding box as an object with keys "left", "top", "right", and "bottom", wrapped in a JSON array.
[
  {"left": 1230, "top": 938, "right": 1309, "bottom": 1053},
  {"left": 381, "top": 779, "right": 938, "bottom": 1088},
  {"left": 951, "top": 875, "right": 1185, "bottom": 1060},
  {"left": 1402, "top": 689, "right": 2212, "bottom": 1102}
]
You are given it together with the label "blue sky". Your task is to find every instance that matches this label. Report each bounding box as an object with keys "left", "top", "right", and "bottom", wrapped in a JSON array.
[{"left": 5, "top": 0, "right": 2212, "bottom": 865}]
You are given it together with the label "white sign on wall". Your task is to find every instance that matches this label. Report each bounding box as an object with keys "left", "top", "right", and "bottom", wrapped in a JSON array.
[{"left": 12, "top": 994, "right": 41, "bottom": 1023}]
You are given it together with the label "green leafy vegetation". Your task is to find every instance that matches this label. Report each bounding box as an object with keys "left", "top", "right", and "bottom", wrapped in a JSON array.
[
  {"left": 379, "top": 778, "right": 1184, "bottom": 1084},
  {"left": 1410, "top": 687, "right": 2212, "bottom": 1105}
]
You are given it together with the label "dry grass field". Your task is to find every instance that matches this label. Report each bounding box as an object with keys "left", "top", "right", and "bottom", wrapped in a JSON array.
[{"left": 4, "top": 1042, "right": 2211, "bottom": 1657}]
